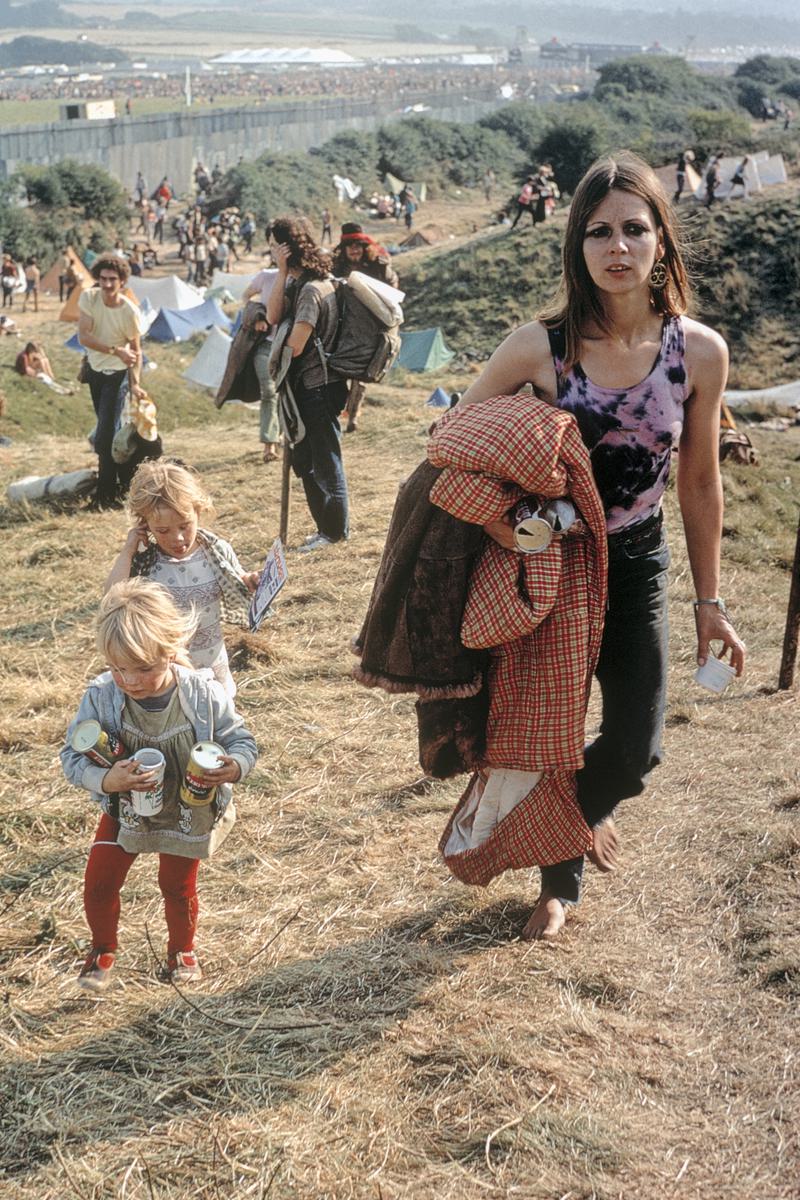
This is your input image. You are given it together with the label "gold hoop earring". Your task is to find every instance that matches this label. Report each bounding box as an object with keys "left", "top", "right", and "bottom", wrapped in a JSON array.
[{"left": 650, "top": 260, "right": 668, "bottom": 289}]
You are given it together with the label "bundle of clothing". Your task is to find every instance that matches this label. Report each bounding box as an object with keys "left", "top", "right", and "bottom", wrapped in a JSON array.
[{"left": 353, "top": 394, "right": 608, "bottom": 885}]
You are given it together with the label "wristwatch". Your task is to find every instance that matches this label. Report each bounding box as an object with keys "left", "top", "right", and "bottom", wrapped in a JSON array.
[{"left": 693, "top": 597, "right": 728, "bottom": 617}]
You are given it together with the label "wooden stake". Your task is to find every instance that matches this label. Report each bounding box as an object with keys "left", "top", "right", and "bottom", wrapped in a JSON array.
[
  {"left": 778, "top": 507, "right": 800, "bottom": 689},
  {"left": 279, "top": 444, "right": 291, "bottom": 545}
]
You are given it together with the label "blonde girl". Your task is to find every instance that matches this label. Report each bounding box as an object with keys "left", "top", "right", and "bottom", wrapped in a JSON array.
[
  {"left": 105, "top": 460, "right": 259, "bottom": 697},
  {"left": 61, "top": 578, "right": 257, "bottom": 993}
]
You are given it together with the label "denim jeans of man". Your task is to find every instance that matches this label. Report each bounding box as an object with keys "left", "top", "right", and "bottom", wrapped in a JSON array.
[
  {"left": 87, "top": 364, "right": 130, "bottom": 507},
  {"left": 291, "top": 380, "right": 349, "bottom": 542},
  {"left": 540, "top": 515, "right": 670, "bottom": 905}
]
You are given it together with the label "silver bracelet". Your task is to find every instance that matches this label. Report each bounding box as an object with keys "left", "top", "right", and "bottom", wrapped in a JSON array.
[{"left": 693, "top": 597, "right": 728, "bottom": 617}]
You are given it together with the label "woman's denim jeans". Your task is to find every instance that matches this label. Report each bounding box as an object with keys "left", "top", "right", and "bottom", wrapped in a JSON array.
[
  {"left": 291, "top": 380, "right": 350, "bottom": 542},
  {"left": 541, "top": 515, "right": 670, "bottom": 905}
]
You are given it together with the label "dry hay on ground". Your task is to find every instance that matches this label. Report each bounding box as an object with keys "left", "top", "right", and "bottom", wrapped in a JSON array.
[{"left": 0, "top": 387, "right": 798, "bottom": 1199}]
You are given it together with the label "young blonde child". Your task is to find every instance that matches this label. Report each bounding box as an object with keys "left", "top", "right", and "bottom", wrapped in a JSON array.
[
  {"left": 61, "top": 578, "right": 258, "bottom": 993},
  {"left": 105, "top": 460, "right": 259, "bottom": 697}
]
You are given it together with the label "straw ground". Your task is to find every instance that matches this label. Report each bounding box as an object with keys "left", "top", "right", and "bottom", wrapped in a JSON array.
[{"left": 0, "top": 372, "right": 798, "bottom": 1197}]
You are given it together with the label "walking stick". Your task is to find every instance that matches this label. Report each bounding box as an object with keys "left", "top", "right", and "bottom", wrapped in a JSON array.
[
  {"left": 279, "top": 442, "right": 291, "bottom": 546},
  {"left": 778, "top": 506, "right": 800, "bottom": 690}
]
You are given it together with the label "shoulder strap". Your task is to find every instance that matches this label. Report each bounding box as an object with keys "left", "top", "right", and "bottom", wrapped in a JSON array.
[{"left": 545, "top": 323, "right": 566, "bottom": 363}]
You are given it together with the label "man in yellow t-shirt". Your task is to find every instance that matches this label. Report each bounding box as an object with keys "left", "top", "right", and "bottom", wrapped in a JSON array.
[{"left": 78, "top": 254, "right": 144, "bottom": 509}]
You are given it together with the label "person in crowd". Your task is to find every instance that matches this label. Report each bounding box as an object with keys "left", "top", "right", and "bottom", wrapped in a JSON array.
[
  {"left": 450, "top": 151, "right": 745, "bottom": 940},
  {"left": 729, "top": 156, "right": 750, "bottom": 200},
  {"left": 59, "top": 247, "right": 78, "bottom": 302},
  {"left": 104, "top": 460, "right": 260, "bottom": 696},
  {"left": 331, "top": 222, "right": 399, "bottom": 433},
  {"left": 705, "top": 156, "right": 721, "bottom": 208},
  {"left": 240, "top": 212, "right": 256, "bottom": 255},
  {"left": 266, "top": 216, "right": 350, "bottom": 552},
  {"left": 483, "top": 167, "right": 496, "bottom": 202},
  {"left": 321, "top": 207, "right": 333, "bottom": 246},
  {"left": 77, "top": 254, "right": 145, "bottom": 510},
  {"left": 194, "top": 237, "right": 209, "bottom": 285},
  {"left": 22, "top": 256, "right": 40, "bottom": 313},
  {"left": 673, "top": 149, "right": 694, "bottom": 203},
  {"left": 510, "top": 175, "right": 538, "bottom": 229},
  {"left": 15, "top": 340, "right": 73, "bottom": 394},
  {"left": 2, "top": 253, "right": 18, "bottom": 308},
  {"left": 61, "top": 578, "right": 258, "bottom": 993},
  {"left": 134, "top": 170, "right": 147, "bottom": 204},
  {"left": 230, "top": 264, "right": 282, "bottom": 463}
]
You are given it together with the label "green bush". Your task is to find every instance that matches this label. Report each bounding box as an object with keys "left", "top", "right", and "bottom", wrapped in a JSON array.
[
  {"left": 533, "top": 106, "right": 616, "bottom": 193},
  {"left": 686, "top": 109, "right": 753, "bottom": 159}
]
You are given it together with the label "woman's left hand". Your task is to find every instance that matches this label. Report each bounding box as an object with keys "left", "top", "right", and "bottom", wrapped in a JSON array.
[
  {"left": 242, "top": 570, "right": 260, "bottom": 593},
  {"left": 200, "top": 755, "right": 242, "bottom": 785},
  {"left": 695, "top": 604, "right": 746, "bottom": 675}
]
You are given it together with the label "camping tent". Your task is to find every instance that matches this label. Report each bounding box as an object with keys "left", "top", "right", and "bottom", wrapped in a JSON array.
[
  {"left": 654, "top": 161, "right": 701, "bottom": 197},
  {"left": 209, "top": 269, "right": 255, "bottom": 301},
  {"left": 182, "top": 325, "right": 233, "bottom": 391},
  {"left": 147, "top": 298, "right": 232, "bottom": 343},
  {"left": 396, "top": 328, "right": 454, "bottom": 372},
  {"left": 725, "top": 380, "right": 800, "bottom": 409},
  {"left": 40, "top": 247, "right": 93, "bottom": 296},
  {"left": 400, "top": 225, "right": 444, "bottom": 250},
  {"left": 128, "top": 274, "right": 204, "bottom": 311},
  {"left": 384, "top": 172, "right": 427, "bottom": 203}
]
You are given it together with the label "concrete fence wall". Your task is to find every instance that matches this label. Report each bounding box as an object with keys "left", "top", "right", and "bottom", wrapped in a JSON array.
[{"left": 0, "top": 91, "right": 506, "bottom": 191}]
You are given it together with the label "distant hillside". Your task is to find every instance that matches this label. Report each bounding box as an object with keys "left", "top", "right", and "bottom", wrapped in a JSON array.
[
  {"left": 401, "top": 191, "right": 800, "bottom": 389},
  {"left": 0, "top": 0, "right": 79, "bottom": 27},
  {"left": 0, "top": 37, "right": 128, "bottom": 68}
]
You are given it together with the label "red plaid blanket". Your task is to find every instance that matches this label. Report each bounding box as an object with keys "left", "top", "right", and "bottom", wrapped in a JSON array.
[{"left": 428, "top": 394, "right": 608, "bottom": 882}]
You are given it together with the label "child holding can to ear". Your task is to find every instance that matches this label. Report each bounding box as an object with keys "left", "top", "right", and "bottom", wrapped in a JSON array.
[
  {"left": 61, "top": 578, "right": 257, "bottom": 994},
  {"left": 104, "top": 460, "right": 260, "bottom": 698}
]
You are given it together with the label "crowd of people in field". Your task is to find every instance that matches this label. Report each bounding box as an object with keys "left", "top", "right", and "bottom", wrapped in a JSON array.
[{"left": 2, "top": 141, "right": 750, "bottom": 989}]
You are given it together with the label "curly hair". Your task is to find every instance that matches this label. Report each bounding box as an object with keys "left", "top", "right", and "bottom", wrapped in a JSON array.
[
  {"left": 90, "top": 254, "right": 131, "bottom": 285},
  {"left": 266, "top": 216, "right": 329, "bottom": 279}
]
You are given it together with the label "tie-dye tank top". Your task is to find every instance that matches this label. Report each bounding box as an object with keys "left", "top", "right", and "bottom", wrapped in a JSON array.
[{"left": 548, "top": 318, "right": 689, "bottom": 533}]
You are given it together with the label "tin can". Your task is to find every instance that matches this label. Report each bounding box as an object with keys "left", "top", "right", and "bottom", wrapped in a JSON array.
[
  {"left": 71, "top": 720, "right": 127, "bottom": 768},
  {"left": 130, "top": 747, "right": 166, "bottom": 817},
  {"left": 513, "top": 496, "right": 577, "bottom": 554},
  {"left": 180, "top": 741, "right": 224, "bottom": 807}
]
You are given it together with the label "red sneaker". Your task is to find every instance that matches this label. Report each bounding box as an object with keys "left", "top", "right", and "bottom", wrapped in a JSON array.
[
  {"left": 77, "top": 950, "right": 115, "bottom": 994},
  {"left": 168, "top": 951, "right": 202, "bottom": 984}
]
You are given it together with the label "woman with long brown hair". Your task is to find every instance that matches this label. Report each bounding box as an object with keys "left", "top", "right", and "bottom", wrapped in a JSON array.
[
  {"left": 455, "top": 151, "right": 745, "bottom": 939},
  {"left": 266, "top": 216, "right": 349, "bottom": 551}
]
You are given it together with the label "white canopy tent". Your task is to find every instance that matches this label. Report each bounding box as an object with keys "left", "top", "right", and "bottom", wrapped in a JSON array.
[{"left": 127, "top": 275, "right": 204, "bottom": 311}]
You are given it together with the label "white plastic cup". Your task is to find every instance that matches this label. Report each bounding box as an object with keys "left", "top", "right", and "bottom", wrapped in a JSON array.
[
  {"left": 130, "top": 747, "right": 166, "bottom": 816},
  {"left": 694, "top": 656, "right": 737, "bottom": 695}
]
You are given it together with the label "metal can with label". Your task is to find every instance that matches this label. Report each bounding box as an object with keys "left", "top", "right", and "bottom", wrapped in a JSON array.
[
  {"left": 71, "top": 720, "right": 127, "bottom": 768},
  {"left": 180, "top": 741, "right": 224, "bottom": 807},
  {"left": 513, "top": 496, "right": 578, "bottom": 554}
]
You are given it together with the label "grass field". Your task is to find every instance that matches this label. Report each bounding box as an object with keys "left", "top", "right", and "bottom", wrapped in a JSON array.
[{"left": 0, "top": 212, "right": 798, "bottom": 1197}]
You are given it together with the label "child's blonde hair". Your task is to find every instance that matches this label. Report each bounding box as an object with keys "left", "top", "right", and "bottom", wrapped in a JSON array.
[
  {"left": 127, "top": 460, "right": 213, "bottom": 525},
  {"left": 97, "top": 578, "right": 197, "bottom": 668}
]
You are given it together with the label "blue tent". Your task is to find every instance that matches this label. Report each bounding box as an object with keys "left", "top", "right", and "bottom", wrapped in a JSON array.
[
  {"left": 396, "top": 328, "right": 454, "bottom": 372},
  {"left": 147, "top": 298, "right": 232, "bottom": 343}
]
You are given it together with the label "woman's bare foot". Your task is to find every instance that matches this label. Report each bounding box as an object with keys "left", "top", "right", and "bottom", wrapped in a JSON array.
[
  {"left": 522, "top": 891, "right": 566, "bottom": 941},
  {"left": 587, "top": 817, "right": 619, "bottom": 872}
]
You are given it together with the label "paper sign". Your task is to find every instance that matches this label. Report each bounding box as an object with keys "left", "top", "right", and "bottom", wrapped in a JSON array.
[{"left": 248, "top": 538, "right": 287, "bottom": 631}]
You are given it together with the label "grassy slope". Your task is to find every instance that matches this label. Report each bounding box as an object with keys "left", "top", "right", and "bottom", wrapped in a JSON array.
[
  {"left": 0, "top": 384, "right": 797, "bottom": 1197},
  {"left": 402, "top": 189, "right": 800, "bottom": 389}
]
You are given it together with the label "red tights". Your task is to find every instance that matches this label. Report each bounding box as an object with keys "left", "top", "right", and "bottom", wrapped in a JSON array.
[{"left": 84, "top": 813, "right": 200, "bottom": 956}]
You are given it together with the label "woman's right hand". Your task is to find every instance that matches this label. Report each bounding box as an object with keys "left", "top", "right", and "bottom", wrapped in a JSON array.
[
  {"left": 253, "top": 319, "right": 269, "bottom": 333},
  {"left": 102, "top": 759, "right": 156, "bottom": 795},
  {"left": 483, "top": 513, "right": 517, "bottom": 551}
]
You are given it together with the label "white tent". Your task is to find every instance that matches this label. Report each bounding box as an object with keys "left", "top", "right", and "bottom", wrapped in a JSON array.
[
  {"left": 182, "top": 325, "right": 233, "bottom": 392},
  {"left": 209, "top": 269, "right": 255, "bottom": 301},
  {"left": 128, "top": 275, "right": 204, "bottom": 311},
  {"left": 757, "top": 154, "right": 787, "bottom": 186},
  {"left": 725, "top": 381, "right": 800, "bottom": 409},
  {"left": 209, "top": 47, "right": 360, "bottom": 66},
  {"left": 693, "top": 155, "right": 762, "bottom": 200}
]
